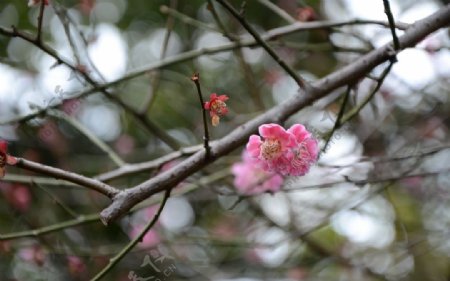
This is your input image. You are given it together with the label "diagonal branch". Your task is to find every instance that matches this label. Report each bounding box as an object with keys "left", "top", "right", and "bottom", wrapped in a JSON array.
[
  {"left": 91, "top": 188, "right": 172, "bottom": 281},
  {"left": 35, "top": 0, "right": 47, "bottom": 43},
  {"left": 0, "top": 18, "right": 410, "bottom": 126},
  {"left": 216, "top": 0, "right": 308, "bottom": 89},
  {"left": 383, "top": 0, "right": 400, "bottom": 51},
  {"left": 98, "top": 5, "right": 450, "bottom": 225}
]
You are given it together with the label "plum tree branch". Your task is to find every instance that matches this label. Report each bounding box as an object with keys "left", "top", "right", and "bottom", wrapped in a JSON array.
[
  {"left": 0, "top": 18, "right": 410, "bottom": 126},
  {"left": 98, "top": 5, "right": 450, "bottom": 225},
  {"left": 216, "top": 0, "right": 308, "bottom": 89},
  {"left": 13, "top": 157, "right": 119, "bottom": 198},
  {"left": 91, "top": 188, "right": 172, "bottom": 281}
]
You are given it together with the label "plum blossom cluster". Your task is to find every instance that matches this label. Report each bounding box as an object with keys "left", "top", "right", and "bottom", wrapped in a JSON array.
[
  {"left": 247, "top": 124, "right": 319, "bottom": 176},
  {"left": 232, "top": 124, "right": 319, "bottom": 195}
]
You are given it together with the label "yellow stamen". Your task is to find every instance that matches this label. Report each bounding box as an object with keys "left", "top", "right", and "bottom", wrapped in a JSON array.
[{"left": 260, "top": 139, "right": 282, "bottom": 160}]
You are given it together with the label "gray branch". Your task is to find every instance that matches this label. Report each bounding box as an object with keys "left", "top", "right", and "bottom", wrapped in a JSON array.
[{"left": 97, "top": 5, "right": 450, "bottom": 224}]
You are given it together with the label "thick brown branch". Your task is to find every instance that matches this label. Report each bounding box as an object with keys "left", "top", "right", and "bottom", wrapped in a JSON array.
[{"left": 99, "top": 5, "right": 450, "bottom": 224}]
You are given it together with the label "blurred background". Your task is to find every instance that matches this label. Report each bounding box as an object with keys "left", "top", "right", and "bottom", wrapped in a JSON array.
[{"left": 0, "top": 0, "right": 449, "bottom": 280}]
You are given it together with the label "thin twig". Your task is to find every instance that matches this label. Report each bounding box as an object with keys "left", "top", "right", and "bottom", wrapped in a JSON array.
[
  {"left": 32, "top": 182, "right": 79, "bottom": 218},
  {"left": 257, "top": 0, "right": 296, "bottom": 24},
  {"left": 207, "top": 0, "right": 264, "bottom": 109},
  {"left": 53, "top": 4, "right": 82, "bottom": 66},
  {"left": 322, "top": 85, "right": 351, "bottom": 152},
  {"left": 216, "top": 0, "right": 308, "bottom": 89},
  {"left": 140, "top": 0, "right": 178, "bottom": 113},
  {"left": 36, "top": 0, "right": 46, "bottom": 43},
  {"left": 278, "top": 41, "right": 370, "bottom": 53},
  {"left": 159, "top": 4, "right": 219, "bottom": 32},
  {"left": 90, "top": 188, "right": 172, "bottom": 281},
  {"left": 191, "top": 73, "right": 211, "bottom": 158},
  {"left": 383, "top": 0, "right": 400, "bottom": 51},
  {"left": 341, "top": 61, "right": 394, "bottom": 124},
  {"left": 0, "top": 213, "right": 99, "bottom": 241}
]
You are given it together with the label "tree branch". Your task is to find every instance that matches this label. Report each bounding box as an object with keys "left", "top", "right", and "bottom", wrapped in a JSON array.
[
  {"left": 99, "top": 5, "right": 450, "bottom": 225},
  {"left": 35, "top": 0, "right": 47, "bottom": 43},
  {"left": 94, "top": 145, "right": 202, "bottom": 182},
  {"left": 216, "top": 0, "right": 308, "bottom": 89},
  {"left": 13, "top": 158, "right": 119, "bottom": 198},
  {"left": 0, "top": 18, "right": 410, "bottom": 125},
  {"left": 383, "top": 0, "right": 400, "bottom": 51},
  {"left": 191, "top": 73, "right": 211, "bottom": 158},
  {"left": 91, "top": 188, "right": 172, "bottom": 281}
]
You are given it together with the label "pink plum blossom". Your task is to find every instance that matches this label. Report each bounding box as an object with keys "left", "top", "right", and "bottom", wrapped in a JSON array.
[
  {"left": 245, "top": 123, "right": 319, "bottom": 176},
  {"left": 232, "top": 150, "right": 284, "bottom": 195},
  {"left": 246, "top": 123, "right": 294, "bottom": 173},
  {"left": 285, "top": 124, "right": 319, "bottom": 176}
]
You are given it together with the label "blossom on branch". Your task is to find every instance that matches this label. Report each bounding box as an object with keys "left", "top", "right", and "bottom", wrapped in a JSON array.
[
  {"left": 204, "top": 93, "right": 229, "bottom": 126},
  {"left": 246, "top": 123, "right": 318, "bottom": 176},
  {"left": 232, "top": 150, "right": 284, "bottom": 195},
  {"left": 246, "top": 124, "right": 294, "bottom": 173},
  {"left": 0, "top": 140, "right": 17, "bottom": 178}
]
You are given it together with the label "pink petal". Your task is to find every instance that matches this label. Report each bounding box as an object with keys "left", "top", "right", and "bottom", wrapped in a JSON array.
[
  {"left": 288, "top": 124, "right": 311, "bottom": 143},
  {"left": 259, "top": 124, "right": 294, "bottom": 149},
  {"left": 262, "top": 174, "right": 284, "bottom": 193},
  {"left": 221, "top": 107, "right": 229, "bottom": 115},
  {"left": 246, "top": 135, "right": 262, "bottom": 157},
  {"left": 218, "top": 95, "right": 229, "bottom": 101},
  {"left": 304, "top": 138, "right": 319, "bottom": 161},
  {"left": 258, "top": 123, "right": 283, "bottom": 138}
]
